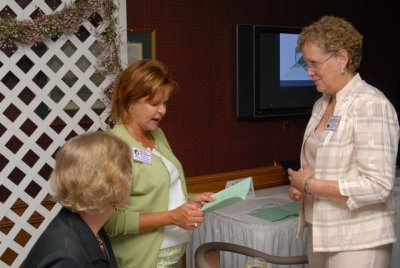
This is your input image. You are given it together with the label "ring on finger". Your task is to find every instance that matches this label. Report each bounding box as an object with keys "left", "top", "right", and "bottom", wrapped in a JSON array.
[{"left": 194, "top": 222, "right": 198, "bottom": 228}]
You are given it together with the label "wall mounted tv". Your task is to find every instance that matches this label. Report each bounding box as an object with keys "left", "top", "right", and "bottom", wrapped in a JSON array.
[{"left": 236, "top": 24, "right": 321, "bottom": 119}]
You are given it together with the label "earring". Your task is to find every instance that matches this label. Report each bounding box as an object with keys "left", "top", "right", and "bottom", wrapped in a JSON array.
[
  {"left": 112, "top": 203, "right": 118, "bottom": 213},
  {"left": 341, "top": 67, "right": 345, "bottom": 74}
]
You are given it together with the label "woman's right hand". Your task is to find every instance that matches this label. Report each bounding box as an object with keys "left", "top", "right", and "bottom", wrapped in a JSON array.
[{"left": 170, "top": 202, "right": 205, "bottom": 230}]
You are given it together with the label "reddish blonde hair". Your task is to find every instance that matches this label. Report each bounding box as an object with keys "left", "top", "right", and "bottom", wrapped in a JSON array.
[{"left": 109, "top": 59, "right": 178, "bottom": 125}]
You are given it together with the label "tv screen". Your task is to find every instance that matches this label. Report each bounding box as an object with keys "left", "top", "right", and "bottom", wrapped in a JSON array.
[{"left": 236, "top": 24, "right": 321, "bottom": 118}]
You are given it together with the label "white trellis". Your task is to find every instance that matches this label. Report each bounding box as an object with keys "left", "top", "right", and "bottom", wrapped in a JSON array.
[{"left": 0, "top": 1, "right": 126, "bottom": 267}]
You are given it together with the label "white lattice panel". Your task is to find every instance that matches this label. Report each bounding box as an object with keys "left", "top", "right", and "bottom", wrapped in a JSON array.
[{"left": 0, "top": 1, "right": 125, "bottom": 266}]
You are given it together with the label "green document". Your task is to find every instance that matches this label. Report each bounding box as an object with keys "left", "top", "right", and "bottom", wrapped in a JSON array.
[
  {"left": 248, "top": 201, "right": 300, "bottom": 222},
  {"left": 201, "top": 177, "right": 252, "bottom": 213}
]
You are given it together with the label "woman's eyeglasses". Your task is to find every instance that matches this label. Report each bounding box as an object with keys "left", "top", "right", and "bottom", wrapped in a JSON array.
[{"left": 302, "top": 54, "right": 335, "bottom": 72}]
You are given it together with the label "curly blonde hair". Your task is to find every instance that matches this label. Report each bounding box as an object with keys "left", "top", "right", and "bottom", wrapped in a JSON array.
[
  {"left": 298, "top": 16, "right": 363, "bottom": 72},
  {"left": 50, "top": 131, "right": 132, "bottom": 213}
]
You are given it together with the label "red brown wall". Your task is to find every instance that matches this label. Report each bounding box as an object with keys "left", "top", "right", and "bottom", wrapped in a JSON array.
[{"left": 126, "top": 0, "right": 400, "bottom": 177}]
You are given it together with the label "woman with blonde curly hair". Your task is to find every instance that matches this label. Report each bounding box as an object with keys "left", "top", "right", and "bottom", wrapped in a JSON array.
[
  {"left": 24, "top": 131, "right": 133, "bottom": 267},
  {"left": 287, "top": 16, "right": 399, "bottom": 267}
]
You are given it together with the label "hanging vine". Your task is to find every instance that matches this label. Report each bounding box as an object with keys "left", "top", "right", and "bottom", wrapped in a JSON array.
[{"left": 0, "top": 0, "right": 121, "bottom": 99}]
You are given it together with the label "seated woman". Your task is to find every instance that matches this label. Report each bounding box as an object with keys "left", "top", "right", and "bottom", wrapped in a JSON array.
[{"left": 24, "top": 131, "right": 133, "bottom": 267}]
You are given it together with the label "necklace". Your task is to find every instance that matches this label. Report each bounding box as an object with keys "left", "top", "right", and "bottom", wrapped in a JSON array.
[
  {"left": 126, "top": 124, "right": 155, "bottom": 149},
  {"left": 95, "top": 233, "right": 105, "bottom": 254}
]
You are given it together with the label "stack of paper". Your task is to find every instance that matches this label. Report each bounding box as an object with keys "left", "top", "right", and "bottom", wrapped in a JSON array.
[{"left": 248, "top": 202, "right": 300, "bottom": 222}]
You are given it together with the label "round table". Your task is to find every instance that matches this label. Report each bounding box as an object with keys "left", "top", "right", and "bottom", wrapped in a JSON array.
[{"left": 186, "top": 186, "right": 309, "bottom": 268}]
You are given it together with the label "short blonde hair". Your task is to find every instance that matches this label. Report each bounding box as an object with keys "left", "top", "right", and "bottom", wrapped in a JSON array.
[
  {"left": 298, "top": 16, "right": 363, "bottom": 72},
  {"left": 109, "top": 59, "right": 178, "bottom": 125},
  {"left": 50, "top": 131, "right": 132, "bottom": 213}
]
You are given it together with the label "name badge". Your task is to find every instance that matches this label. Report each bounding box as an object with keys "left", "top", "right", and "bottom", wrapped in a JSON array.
[
  {"left": 132, "top": 147, "right": 152, "bottom": 164},
  {"left": 326, "top": 116, "right": 341, "bottom": 130}
]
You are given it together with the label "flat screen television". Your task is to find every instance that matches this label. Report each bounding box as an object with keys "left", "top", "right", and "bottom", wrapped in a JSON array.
[{"left": 236, "top": 24, "right": 321, "bottom": 118}]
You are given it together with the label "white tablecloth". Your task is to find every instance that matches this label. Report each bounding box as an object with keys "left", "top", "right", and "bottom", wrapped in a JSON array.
[
  {"left": 187, "top": 177, "right": 400, "bottom": 268},
  {"left": 186, "top": 186, "right": 308, "bottom": 268}
]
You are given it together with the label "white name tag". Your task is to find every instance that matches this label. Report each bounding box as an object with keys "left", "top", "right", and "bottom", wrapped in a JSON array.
[
  {"left": 326, "top": 116, "right": 341, "bottom": 130},
  {"left": 132, "top": 147, "right": 152, "bottom": 164}
]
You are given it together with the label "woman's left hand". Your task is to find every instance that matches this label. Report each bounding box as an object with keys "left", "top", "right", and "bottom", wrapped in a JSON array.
[
  {"left": 189, "top": 192, "right": 215, "bottom": 207},
  {"left": 288, "top": 185, "right": 304, "bottom": 201}
]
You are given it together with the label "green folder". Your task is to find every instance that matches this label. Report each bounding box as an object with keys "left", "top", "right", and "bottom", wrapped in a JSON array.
[
  {"left": 201, "top": 177, "right": 252, "bottom": 213},
  {"left": 248, "top": 201, "right": 300, "bottom": 222}
]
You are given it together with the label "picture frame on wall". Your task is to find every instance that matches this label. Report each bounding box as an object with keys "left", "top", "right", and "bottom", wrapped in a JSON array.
[{"left": 127, "top": 28, "right": 156, "bottom": 65}]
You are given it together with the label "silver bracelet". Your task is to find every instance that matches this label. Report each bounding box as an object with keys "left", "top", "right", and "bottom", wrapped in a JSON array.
[{"left": 304, "top": 176, "right": 313, "bottom": 195}]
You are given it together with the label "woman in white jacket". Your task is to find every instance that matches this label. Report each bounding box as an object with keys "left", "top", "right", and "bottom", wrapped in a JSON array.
[{"left": 287, "top": 16, "right": 399, "bottom": 268}]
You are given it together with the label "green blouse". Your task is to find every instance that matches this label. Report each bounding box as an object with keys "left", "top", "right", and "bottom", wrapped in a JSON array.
[{"left": 104, "top": 122, "right": 188, "bottom": 268}]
